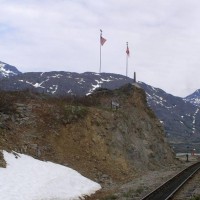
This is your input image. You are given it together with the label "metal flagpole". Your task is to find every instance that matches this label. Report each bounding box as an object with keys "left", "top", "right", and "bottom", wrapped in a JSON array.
[
  {"left": 126, "top": 42, "right": 128, "bottom": 77},
  {"left": 99, "top": 29, "right": 102, "bottom": 73}
]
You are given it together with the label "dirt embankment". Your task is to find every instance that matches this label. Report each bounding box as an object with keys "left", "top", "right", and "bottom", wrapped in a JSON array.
[{"left": 0, "top": 84, "right": 177, "bottom": 188}]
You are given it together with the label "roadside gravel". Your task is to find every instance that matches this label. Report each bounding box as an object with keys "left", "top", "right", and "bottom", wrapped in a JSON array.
[{"left": 87, "top": 155, "right": 199, "bottom": 200}]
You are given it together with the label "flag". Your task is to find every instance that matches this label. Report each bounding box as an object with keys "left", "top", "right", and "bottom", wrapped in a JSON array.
[
  {"left": 100, "top": 36, "right": 106, "bottom": 46},
  {"left": 126, "top": 46, "right": 130, "bottom": 56}
]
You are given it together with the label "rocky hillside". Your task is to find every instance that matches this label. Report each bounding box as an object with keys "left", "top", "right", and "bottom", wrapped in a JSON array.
[
  {"left": 139, "top": 82, "right": 200, "bottom": 152},
  {"left": 0, "top": 84, "right": 176, "bottom": 186}
]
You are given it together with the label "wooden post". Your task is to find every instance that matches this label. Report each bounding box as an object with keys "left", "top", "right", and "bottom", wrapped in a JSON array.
[{"left": 134, "top": 72, "right": 136, "bottom": 83}]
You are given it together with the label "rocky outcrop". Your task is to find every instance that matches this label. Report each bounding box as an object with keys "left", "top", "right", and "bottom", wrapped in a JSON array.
[
  {"left": 0, "top": 151, "right": 6, "bottom": 168},
  {"left": 0, "top": 85, "right": 176, "bottom": 186}
]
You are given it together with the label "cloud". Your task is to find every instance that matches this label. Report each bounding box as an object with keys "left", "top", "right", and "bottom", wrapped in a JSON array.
[{"left": 0, "top": 0, "right": 200, "bottom": 97}]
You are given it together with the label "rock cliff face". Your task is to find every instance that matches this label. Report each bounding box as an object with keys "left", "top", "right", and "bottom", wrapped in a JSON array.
[{"left": 0, "top": 84, "right": 176, "bottom": 185}]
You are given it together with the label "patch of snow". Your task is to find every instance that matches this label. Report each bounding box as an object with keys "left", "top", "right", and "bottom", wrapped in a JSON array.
[
  {"left": 0, "top": 63, "right": 17, "bottom": 77},
  {"left": 151, "top": 86, "right": 158, "bottom": 92},
  {"left": 0, "top": 151, "right": 101, "bottom": 200},
  {"left": 51, "top": 85, "right": 58, "bottom": 94},
  {"left": 146, "top": 92, "right": 168, "bottom": 109},
  {"left": 77, "top": 78, "right": 85, "bottom": 84},
  {"left": 86, "top": 80, "right": 102, "bottom": 95},
  {"left": 33, "top": 83, "right": 45, "bottom": 88},
  {"left": 101, "top": 78, "right": 112, "bottom": 82},
  {"left": 67, "top": 89, "right": 72, "bottom": 93},
  {"left": 51, "top": 74, "right": 63, "bottom": 78},
  {"left": 192, "top": 108, "right": 199, "bottom": 134},
  {"left": 25, "top": 79, "right": 49, "bottom": 89}
]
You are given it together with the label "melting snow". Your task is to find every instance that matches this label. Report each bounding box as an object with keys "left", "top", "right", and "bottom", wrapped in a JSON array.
[
  {"left": 67, "top": 89, "right": 72, "bottom": 93},
  {"left": 33, "top": 83, "right": 45, "bottom": 88},
  {"left": 146, "top": 92, "right": 167, "bottom": 108},
  {"left": 150, "top": 86, "right": 158, "bottom": 92},
  {"left": 101, "top": 78, "right": 112, "bottom": 82},
  {"left": 192, "top": 108, "right": 199, "bottom": 134},
  {"left": 0, "top": 151, "right": 101, "bottom": 200},
  {"left": 25, "top": 79, "right": 49, "bottom": 88},
  {"left": 86, "top": 80, "right": 102, "bottom": 95},
  {"left": 51, "top": 74, "right": 63, "bottom": 78},
  {"left": 77, "top": 78, "right": 85, "bottom": 84},
  {"left": 0, "top": 63, "right": 17, "bottom": 77},
  {"left": 50, "top": 85, "right": 58, "bottom": 94}
]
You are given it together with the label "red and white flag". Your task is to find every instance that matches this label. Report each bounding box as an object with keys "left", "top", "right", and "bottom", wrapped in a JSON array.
[
  {"left": 126, "top": 46, "right": 130, "bottom": 56},
  {"left": 100, "top": 36, "right": 106, "bottom": 46}
]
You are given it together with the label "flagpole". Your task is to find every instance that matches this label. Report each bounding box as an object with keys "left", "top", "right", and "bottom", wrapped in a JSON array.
[
  {"left": 126, "top": 42, "right": 128, "bottom": 77},
  {"left": 99, "top": 29, "right": 102, "bottom": 73}
]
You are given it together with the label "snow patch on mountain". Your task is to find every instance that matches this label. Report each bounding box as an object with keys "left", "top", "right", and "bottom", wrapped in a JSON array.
[
  {"left": 0, "top": 61, "right": 21, "bottom": 79},
  {"left": 86, "top": 80, "right": 102, "bottom": 95},
  {"left": 192, "top": 108, "right": 199, "bottom": 134},
  {"left": 184, "top": 89, "right": 200, "bottom": 107}
]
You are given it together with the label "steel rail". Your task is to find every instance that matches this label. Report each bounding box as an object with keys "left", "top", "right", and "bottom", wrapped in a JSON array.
[{"left": 140, "top": 162, "right": 200, "bottom": 200}]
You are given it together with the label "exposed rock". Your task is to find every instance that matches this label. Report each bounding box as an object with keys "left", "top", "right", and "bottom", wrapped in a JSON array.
[
  {"left": 0, "top": 151, "right": 6, "bottom": 168},
  {"left": 0, "top": 84, "right": 176, "bottom": 186}
]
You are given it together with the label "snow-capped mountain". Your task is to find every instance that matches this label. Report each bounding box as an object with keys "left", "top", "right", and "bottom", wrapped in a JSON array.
[
  {"left": 138, "top": 82, "right": 200, "bottom": 152},
  {"left": 139, "top": 82, "right": 200, "bottom": 139},
  {"left": 0, "top": 71, "right": 134, "bottom": 95},
  {"left": 0, "top": 61, "right": 22, "bottom": 79},
  {"left": 184, "top": 89, "right": 200, "bottom": 107}
]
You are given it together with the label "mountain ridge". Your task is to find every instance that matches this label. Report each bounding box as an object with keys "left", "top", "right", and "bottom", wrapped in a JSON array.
[{"left": 1, "top": 61, "right": 200, "bottom": 152}]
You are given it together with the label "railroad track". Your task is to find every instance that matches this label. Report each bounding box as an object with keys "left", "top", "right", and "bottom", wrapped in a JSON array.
[{"left": 140, "top": 162, "right": 200, "bottom": 200}]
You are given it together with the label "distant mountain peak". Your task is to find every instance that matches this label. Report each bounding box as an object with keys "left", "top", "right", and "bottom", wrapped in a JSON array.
[
  {"left": 184, "top": 89, "right": 200, "bottom": 107},
  {"left": 0, "top": 61, "right": 22, "bottom": 79}
]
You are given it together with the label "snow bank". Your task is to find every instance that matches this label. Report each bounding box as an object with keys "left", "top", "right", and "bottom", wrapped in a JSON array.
[{"left": 0, "top": 151, "right": 101, "bottom": 200}]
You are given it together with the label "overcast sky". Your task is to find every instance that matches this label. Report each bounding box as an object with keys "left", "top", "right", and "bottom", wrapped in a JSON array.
[{"left": 0, "top": 0, "right": 200, "bottom": 97}]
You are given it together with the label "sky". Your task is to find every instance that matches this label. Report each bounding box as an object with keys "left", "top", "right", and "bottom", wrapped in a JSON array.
[
  {"left": 0, "top": 151, "right": 101, "bottom": 200},
  {"left": 0, "top": 0, "right": 200, "bottom": 97}
]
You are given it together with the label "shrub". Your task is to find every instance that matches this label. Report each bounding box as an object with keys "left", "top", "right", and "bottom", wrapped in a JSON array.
[
  {"left": 102, "top": 195, "right": 117, "bottom": 200},
  {"left": 62, "top": 105, "right": 88, "bottom": 124},
  {"left": 0, "top": 92, "right": 16, "bottom": 114},
  {"left": 190, "top": 196, "right": 200, "bottom": 200}
]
